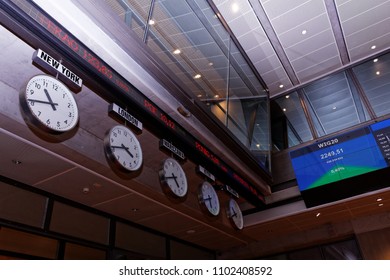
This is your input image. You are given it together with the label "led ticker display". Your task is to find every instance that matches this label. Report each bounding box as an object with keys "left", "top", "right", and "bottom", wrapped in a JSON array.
[{"left": 290, "top": 118, "right": 390, "bottom": 207}]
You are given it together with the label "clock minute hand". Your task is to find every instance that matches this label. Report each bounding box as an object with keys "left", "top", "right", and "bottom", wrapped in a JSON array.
[
  {"left": 171, "top": 173, "right": 180, "bottom": 189},
  {"left": 44, "top": 88, "right": 58, "bottom": 111},
  {"left": 121, "top": 144, "right": 134, "bottom": 158},
  {"left": 27, "top": 98, "right": 59, "bottom": 107}
]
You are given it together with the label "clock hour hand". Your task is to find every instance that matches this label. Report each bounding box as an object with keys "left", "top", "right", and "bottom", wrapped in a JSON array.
[
  {"left": 121, "top": 143, "right": 134, "bottom": 158},
  {"left": 27, "top": 98, "right": 59, "bottom": 107},
  {"left": 166, "top": 173, "right": 180, "bottom": 189},
  {"left": 230, "top": 209, "right": 237, "bottom": 218},
  {"left": 44, "top": 88, "right": 58, "bottom": 111},
  {"left": 110, "top": 144, "right": 134, "bottom": 158}
]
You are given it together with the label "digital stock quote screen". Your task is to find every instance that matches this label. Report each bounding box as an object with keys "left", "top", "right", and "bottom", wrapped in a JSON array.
[{"left": 290, "top": 118, "right": 390, "bottom": 207}]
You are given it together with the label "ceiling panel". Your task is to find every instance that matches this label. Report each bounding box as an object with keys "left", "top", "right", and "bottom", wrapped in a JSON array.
[{"left": 34, "top": 167, "right": 132, "bottom": 206}]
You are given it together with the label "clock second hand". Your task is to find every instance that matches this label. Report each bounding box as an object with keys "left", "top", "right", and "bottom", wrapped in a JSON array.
[{"left": 44, "top": 88, "right": 58, "bottom": 111}]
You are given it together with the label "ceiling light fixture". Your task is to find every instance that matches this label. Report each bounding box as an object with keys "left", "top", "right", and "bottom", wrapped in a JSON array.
[
  {"left": 194, "top": 74, "right": 201, "bottom": 79},
  {"left": 377, "top": 198, "right": 383, "bottom": 202},
  {"left": 373, "top": 58, "right": 378, "bottom": 63},
  {"left": 301, "top": 29, "right": 307, "bottom": 35},
  {"left": 12, "top": 159, "right": 22, "bottom": 165},
  {"left": 376, "top": 71, "right": 380, "bottom": 75},
  {"left": 279, "top": 84, "right": 284, "bottom": 88},
  {"left": 214, "top": 94, "right": 220, "bottom": 98},
  {"left": 173, "top": 49, "right": 181, "bottom": 55},
  {"left": 148, "top": 19, "right": 155, "bottom": 25},
  {"left": 316, "top": 212, "right": 321, "bottom": 217},
  {"left": 282, "top": 108, "right": 286, "bottom": 112},
  {"left": 371, "top": 45, "right": 376, "bottom": 50},
  {"left": 285, "top": 95, "right": 290, "bottom": 99},
  {"left": 378, "top": 203, "right": 384, "bottom": 207},
  {"left": 232, "top": 3, "right": 239, "bottom": 13}
]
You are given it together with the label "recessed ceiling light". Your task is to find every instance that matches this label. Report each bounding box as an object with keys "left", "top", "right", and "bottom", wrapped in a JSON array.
[
  {"left": 232, "top": 3, "right": 239, "bottom": 13},
  {"left": 371, "top": 45, "right": 377, "bottom": 50},
  {"left": 285, "top": 95, "right": 290, "bottom": 99},
  {"left": 214, "top": 94, "right": 219, "bottom": 98},
  {"left": 256, "top": 144, "right": 260, "bottom": 148},
  {"left": 282, "top": 108, "right": 286, "bottom": 112},
  {"left": 333, "top": 106, "right": 337, "bottom": 110},
  {"left": 148, "top": 19, "right": 155, "bottom": 25},
  {"left": 131, "top": 208, "right": 140, "bottom": 212},
  {"left": 194, "top": 74, "right": 201, "bottom": 79},
  {"left": 377, "top": 198, "right": 383, "bottom": 202},
  {"left": 12, "top": 159, "right": 22, "bottom": 165},
  {"left": 197, "top": 94, "right": 202, "bottom": 98},
  {"left": 378, "top": 203, "right": 384, "bottom": 207},
  {"left": 376, "top": 71, "right": 381, "bottom": 75},
  {"left": 82, "top": 187, "right": 90, "bottom": 194},
  {"left": 232, "top": 3, "right": 240, "bottom": 13},
  {"left": 301, "top": 29, "right": 307, "bottom": 35},
  {"left": 373, "top": 58, "right": 379, "bottom": 63},
  {"left": 173, "top": 49, "right": 181, "bottom": 55},
  {"left": 208, "top": 62, "right": 214, "bottom": 66},
  {"left": 186, "top": 229, "right": 196, "bottom": 234},
  {"left": 279, "top": 84, "right": 284, "bottom": 88},
  {"left": 316, "top": 212, "right": 321, "bottom": 217}
]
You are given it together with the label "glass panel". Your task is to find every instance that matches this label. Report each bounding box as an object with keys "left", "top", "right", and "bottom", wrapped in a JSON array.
[
  {"left": 322, "top": 239, "right": 362, "bottom": 260},
  {"left": 115, "top": 222, "right": 166, "bottom": 259},
  {"left": 50, "top": 202, "right": 110, "bottom": 245},
  {"left": 64, "top": 243, "right": 106, "bottom": 260},
  {"left": 303, "top": 71, "right": 370, "bottom": 137},
  {"left": 353, "top": 52, "right": 390, "bottom": 117},
  {"left": 104, "top": 0, "right": 152, "bottom": 40},
  {"left": 274, "top": 92, "right": 313, "bottom": 148},
  {"left": 170, "top": 240, "right": 214, "bottom": 260},
  {"left": 147, "top": 0, "right": 230, "bottom": 101},
  {"left": 0, "top": 227, "right": 57, "bottom": 259},
  {"left": 0, "top": 181, "right": 47, "bottom": 228}
]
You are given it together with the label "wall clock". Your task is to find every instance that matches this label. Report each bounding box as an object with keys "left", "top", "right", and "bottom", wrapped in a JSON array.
[
  {"left": 226, "top": 198, "right": 244, "bottom": 230},
  {"left": 104, "top": 125, "right": 143, "bottom": 172},
  {"left": 20, "top": 74, "right": 79, "bottom": 134},
  {"left": 159, "top": 157, "right": 188, "bottom": 199},
  {"left": 198, "top": 181, "right": 220, "bottom": 217}
]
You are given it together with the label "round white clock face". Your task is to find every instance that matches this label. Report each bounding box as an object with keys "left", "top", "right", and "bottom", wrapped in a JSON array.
[
  {"left": 20, "top": 74, "right": 79, "bottom": 133},
  {"left": 104, "top": 125, "right": 143, "bottom": 172},
  {"left": 198, "top": 181, "right": 220, "bottom": 216},
  {"left": 227, "top": 198, "right": 244, "bottom": 230},
  {"left": 160, "top": 157, "right": 188, "bottom": 199}
]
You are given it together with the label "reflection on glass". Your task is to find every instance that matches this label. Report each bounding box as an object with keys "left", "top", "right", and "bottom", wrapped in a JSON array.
[
  {"left": 353, "top": 52, "right": 390, "bottom": 117},
  {"left": 303, "top": 71, "right": 369, "bottom": 137},
  {"left": 104, "top": 0, "right": 152, "bottom": 40},
  {"left": 274, "top": 92, "right": 313, "bottom": 148}
]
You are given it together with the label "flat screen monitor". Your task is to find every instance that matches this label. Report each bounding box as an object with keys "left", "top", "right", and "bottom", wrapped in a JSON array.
[{"left": 290, "top": 118, "right": 390, "bottom": 207}]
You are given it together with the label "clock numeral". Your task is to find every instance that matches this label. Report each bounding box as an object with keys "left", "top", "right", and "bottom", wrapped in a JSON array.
[
  {"left": 30, "top": 89, "right": 34, "bottom": 95},
  {"left": 29, "top": 100, "right": 35, "bottom": 106},
  {"left": 35, "top": 83, "right": 41, "bottom": 89},
  {"left": 37, "top": 111, "right": 41, "bottom": 116},
  {"left": 64, "top": 120, "right": 68, "bottom": 124},
  {"left": 57, "top": 121, "right": 61, "bottom": 127},
  {"left": 46, "top": 119, "right": 51, "bottom": 125},
  {"left": 67, "top": 103, "right": 71, "bottom": 108},
  {"left": 43, "top": 80, "right": 48, "bottom": 87},
  {"left": 68, "top": 112, "right": 72, "bottom": 117},
  {"left": 53, "top": 84, "right": 58, "bottom": 91}
]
